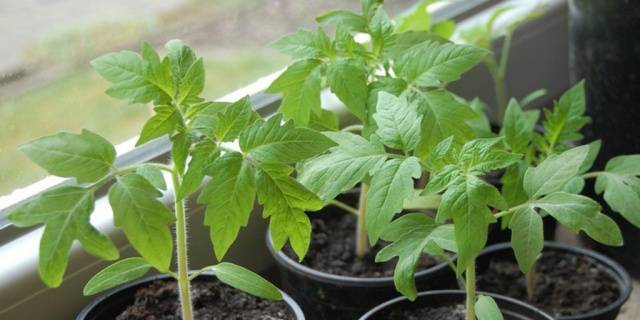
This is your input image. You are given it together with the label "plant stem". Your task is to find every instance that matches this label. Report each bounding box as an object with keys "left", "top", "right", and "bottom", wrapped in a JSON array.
[
  {"left": 356, "top": 183, "right": 369, "bottom": 258},
  {"left": 172, "top": 169, "right": 193, "bottom": 320},
  {"left": 526, "top": 269, "right": 536, "bottom": 302},
  {"left": 342, "top": 124, "right": 364, "bottom": 133},
  {"left": 465, "top": 263, "right": 477, "bottom": 320},
  {"left": 582, "top": 171, "right": 603, "bottom": 179},
  {"left": 329, "top": 200, "right": 359, "bottom": 216}
]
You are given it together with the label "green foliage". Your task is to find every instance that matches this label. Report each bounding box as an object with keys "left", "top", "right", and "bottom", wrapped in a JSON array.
[
  {"left": 240, "top": 115, "right": 335, "bottom": 163},
  {"left": 12, "top": 40, "right": 318, "bottom": 309},
  {"left": 375, "top": 213, "right": 439, "bottom": 300},
  {"left": 395, "top": 40, "right": 489, "bottom": 87},
  {"left": 596, "top": 155, "right": 640, "bottom": 227},
  {"left": 109, "top": 173, "right": 175, "bottom": 271},
  {"left": 198, "top": 152, "right": 256, "bottom": 260},
  {"left": 84, "top": 258, "right": 151, "bottom": 295},
  {"left": 8, "top": 186, "right": 118, "bottom": 287},
  {"left": 19, "top": 130, "right": 116, "bottom": 183},
  {"left": 475, "top": 295, "right": 504, "bottom": 320},
  {"left": 373, "top": 92, "right": 422, "bottom": 151},
  {"left": 204, "top": 262, "right": 283, "bottom": 300},
  {"left": 366, "top": 157, "right": 422, "bottom": 243},
  {"left": 298, "top": 132, "right": 387, "bottom": 202}
]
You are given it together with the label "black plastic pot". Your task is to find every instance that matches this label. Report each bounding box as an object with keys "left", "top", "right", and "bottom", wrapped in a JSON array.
[
  {"left": 76, "top": 273, "right": 305, "bottom": 320},
  {"left": 267, "top": 231, "right": 457, "bottom": 320},
  {"left": 360, "top": 290, "right": 554, "bottom": 320},
  {"left": 569, "top": 0, "right": 640, "bottom": 280},
  {"left": 476, "top": 242, "right": 631, "bottom": 320}
]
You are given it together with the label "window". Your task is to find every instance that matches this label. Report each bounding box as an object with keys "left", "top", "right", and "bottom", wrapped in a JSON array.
[{"left": 0, "top": 0, "right": 423, "bottom": 201}]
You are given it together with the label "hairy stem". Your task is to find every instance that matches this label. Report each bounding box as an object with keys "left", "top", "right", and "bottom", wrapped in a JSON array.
[
  {"left": 172, "top": 169, "right": 193, "bottom": 320},
  {"left": 356, "top": 183, "right": 369, "bottom": 258},
  {"left": 465, "top": 263, "right": 477, "bottom": 320}
]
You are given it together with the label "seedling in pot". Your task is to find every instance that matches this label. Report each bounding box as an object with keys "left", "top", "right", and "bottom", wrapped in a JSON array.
[
  {"left": 7, "top": 40, "right": 334, "bottom": 319},
  {"left": 269, "top": 0, "right": 477, "bottom": 263},
  {"left": 270, "top": 1, "right": 640, "bottom": 319}
]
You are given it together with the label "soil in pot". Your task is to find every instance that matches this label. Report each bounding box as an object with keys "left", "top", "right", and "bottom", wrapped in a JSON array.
[
  {"left": 477, "top": 249, "right": 620, "bottom": 318},
  {"left": 282, "top": 210, "right": 440, "bottom": 277},
  {"left": 117, "top": 279, "right": 293, "bottom": 320},
  {"left": 385, "top": 304, "right": 465, "bottom": 320}
]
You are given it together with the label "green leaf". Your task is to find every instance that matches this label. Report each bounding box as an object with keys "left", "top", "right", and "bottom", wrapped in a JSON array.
[
  {"left": 7, "top": 186, "right": 118, "bottom": 287},
  {"left": 502, "top": 99, "right": 539, "bottom": 153},
  {"left": 543, "top": 81, "right": 589, "bottom": 149},
  {"left": 91, "top": 50, "right": 168, "bottom": 103},
  {"left": 207, "top": 262, "right": 282, "bottom": 300},
  {"left": 257, "top": 163, "right": 321, "bottom": 260},
  {"left": 373, "top": 92, "right": 422, "bottom": 151},
  {"left": 176, "top": 58, "right": 205, "bottom": 103},
  {"left": 197, "top": 152, "right": 256, "bottom": 260},
  {"left": 579, "top": 140, "right": 601, "bottom": 174},
  {"left": 266, "top": 59, "right": 323, "bottom": 126},
  {"left": 83, "top": 258, "right": 151, "bottom": 296},
  {"left": 214, "top": 96, "right": 258, "bottom": 142},
  {"left": 239, "top": 115, "right": 335, "bottom": 164},
  {"left": 368, "top": 6, "right": 394, "bottom": 51},
  {"left": 309, "top": 109, "right": 339, "bottom": 131},
  {"left": 270, "top": 28, "right": 332, "bottom": 59},
  {"left": 316, "top": 9, "right": 367, "bottom": 32},
  {"left": 395, "top": 40, "right": 489, "bottom": 86},
  {"left": 596, "top": 155, "right": 640, "bottom": 227},
  {"left": 501, "top": 161, "right": 528, "bottom": 206},
  {"left": 136, "top": 164, "right": 166, "bottom": 190},
  {"left": 376, "top": 213, "right": 437, "bottom": 300},
  {"left": 582, "top": 212, "right": 623, "bottom": 246},
  {"left": 109, "top": 174, "right": 174, "bottom": 271},
  {"left": 509, "top": 206, "right": 543, "bottom": 273},
  {"left": 171, "top": 133, "right": 190, "bottom": 174},
  {"left": 165, "top": 39, "right": 197, "bottom": 88},
  {"left": 431, "top": 20, "right": 456, "bottom": 39},
  {"left": 190, "top": 101, "right": 230, "bottom": 137},
  {"left": 424, "top": 164, "right": 462, "bottom": 195},
  {"left": 459, "top": 138, "right": 521, "bottom": 174},
  {"left": 414, "top": 90, "right": 477, "bottom": 157},
  {"left": 437, "top": 175, "right": 500, "bottom": 274},
  {"left": 19, "top": 130, "right": 116, "bottom": 183},
  {"left": 141, "top": 42, "right": 174, "bottom": 97},
  {"left": 395, "top": 0, "right": 434, "bottom": 32},
  {"left": 531, "top": 191, "right": 621, "bottom": 245},
  {"left": 297, "top": 132, "right": 387, "bottom": 202},
  {"left": 366, "top": 157, "right": 422, "bottom": 244},
  {"left": 523, "top": 145, "right": 590, "bottom": 198},
  {"left": 467, "top": 98, "right": 493, "bottom": 138},
  {"left": 476, "top": 295, "right": 504, "bottom": 320},
  {"left": 381, "top": 31, "right": 447, "bottom": 61},
  {"left": 178, "top": 140, "right": 218, "bottom": 200},
  {"left": 136, "top": 106, "right": 181, "bottom": 146},
  {"left": 326, "top": 59, "right": 368, "bottom": 121},
  {"left": 533, "top": 192, "right": 598, "bottom": 233},
  {"left": 366, "top": 77, "right": 408, "bottom": 137}
]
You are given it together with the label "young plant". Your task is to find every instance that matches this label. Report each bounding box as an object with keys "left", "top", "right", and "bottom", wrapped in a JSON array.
[
  {"left": 7, "top": 40, "right": 334, "bottom": 320},
  {"left": 456, "top": 2, "right": 545, "bottom": 121},
  {"left": 268, "top": 0, "right": 473, "bottom": 259},
  {"left": 271, "top": 1, "right": 640, "bottom": 319}
]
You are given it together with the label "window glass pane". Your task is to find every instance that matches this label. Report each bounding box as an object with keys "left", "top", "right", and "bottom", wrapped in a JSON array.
[{"left": 0, "top": 0, "right": 413, "bottom": 197}]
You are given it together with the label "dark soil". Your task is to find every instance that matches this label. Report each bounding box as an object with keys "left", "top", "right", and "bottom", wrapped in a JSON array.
[
  {"left": 283, "top": 210, "right": 441, "bottom": 277},
  {"left": 116, "top": 279, "right": 293, "bottom": 320},
  {"left": 384, "top": 304, "right": 466, "bottom": 320},
  {"left": 477, "top": 249, "right": 620, "bottom": 317}
]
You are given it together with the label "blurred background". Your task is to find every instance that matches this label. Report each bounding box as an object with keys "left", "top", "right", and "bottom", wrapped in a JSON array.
[{"left": 0, "top": 0, "right": 416, "bottom": 197}]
